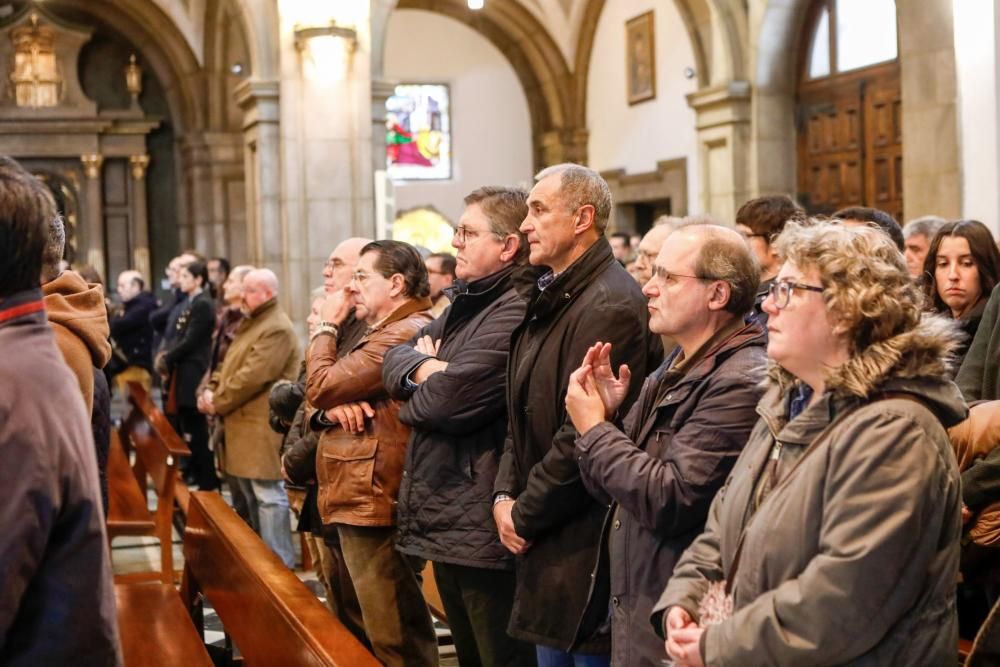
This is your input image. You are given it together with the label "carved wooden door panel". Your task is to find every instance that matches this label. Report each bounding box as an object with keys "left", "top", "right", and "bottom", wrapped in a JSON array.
[{"left": 796, "top": 62, "right": 902, "bottom": 219}]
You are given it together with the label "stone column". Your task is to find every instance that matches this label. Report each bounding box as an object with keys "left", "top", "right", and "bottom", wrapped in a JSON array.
[
  {"left": 537, "top": 128, "right": 589, "bottom": 170},
  {"left": 278, "top": 2, "right": 376, "bottom": 334},
  {"left": 898, "top": 0, "right": 962, "bottom": 219},
  {"left": 236, "top": 78, "right": 281, "bottom": 269},
  {"left": 686, "top": 81, "right": 752, "bottom": 224},
  {"left": 129, "top": 154, "right": 151, "bottom": 284},
  {"left": 80, "top": 154, "right": 105, "bottom": 278}
]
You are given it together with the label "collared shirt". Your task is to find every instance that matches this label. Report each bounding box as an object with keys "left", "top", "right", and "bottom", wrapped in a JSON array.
[{"left": 537, "top": 270, "right": 558, "bottom": 292}]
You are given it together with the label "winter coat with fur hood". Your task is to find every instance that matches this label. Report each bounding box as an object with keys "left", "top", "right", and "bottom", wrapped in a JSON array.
[
  {"left": 653, "top": 315, "right": 967, "bottom": 666},
  {"left": 42, "top": 271, "right": 112, "bottom": 412}
]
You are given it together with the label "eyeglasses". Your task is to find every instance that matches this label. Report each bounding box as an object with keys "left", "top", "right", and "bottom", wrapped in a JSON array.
[
  {"left": 352, "top": 270, "right": 372, "bottom": 283},
  {"left": 453, "top": 225, "right": 501, "bottom": 245},
  {"left": 651, "top": 265, "right": 718, "bottom": 284},
  {"left": 767, "top": 279, "right": 824, "bottom": 310}
]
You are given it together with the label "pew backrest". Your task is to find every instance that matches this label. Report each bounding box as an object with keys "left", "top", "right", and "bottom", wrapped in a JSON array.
[{"left": 183, "top": 492, "right": 379, "bottom": 667}]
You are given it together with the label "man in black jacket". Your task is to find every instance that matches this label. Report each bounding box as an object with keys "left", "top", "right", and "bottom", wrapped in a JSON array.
[
  {"left": 383, "top": 186, "right": 536, "bottom": 667},
  {"left": 110, "top": 269, "right": 157, "bottom": 393},
  {"left": 565, "top": 224, "right": 767, "bottom": 666},
  {"left": 493, "top": 163, "right": 663, "bottom": 664}
]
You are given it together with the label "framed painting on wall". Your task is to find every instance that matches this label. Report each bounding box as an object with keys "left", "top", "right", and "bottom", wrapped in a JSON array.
[
  {"left": 626, "top": 11, "right": 656, "bottom": 105},
  {"left": 386, "top": 83, "right": 452, "bottom": 181}
]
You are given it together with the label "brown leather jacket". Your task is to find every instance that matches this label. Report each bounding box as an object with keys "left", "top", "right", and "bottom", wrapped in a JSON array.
[{"left": 305, "top": 298, "right": 433, "bottom": 527}]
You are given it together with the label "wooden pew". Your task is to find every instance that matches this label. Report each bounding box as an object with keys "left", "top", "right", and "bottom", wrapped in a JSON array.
[
  {"left": 182, "top": 491, "right": 380, "bottom": 666},
  {"left": 107, "top": 383, "right": 191, "bottom": 584},
  {"left": 106, "top": 430, "right": 155, "bottom": 541},
  {"left": 115, "top": 583, "right": 212, "bottom": 667}
]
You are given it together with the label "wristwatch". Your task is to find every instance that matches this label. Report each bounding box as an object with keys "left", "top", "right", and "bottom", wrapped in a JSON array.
[
  {"left": 493, "top": 493, "right": 514, "bottom": 506},
  {"left": 311, "top": 320, "right": 339, "bottom": 341}
]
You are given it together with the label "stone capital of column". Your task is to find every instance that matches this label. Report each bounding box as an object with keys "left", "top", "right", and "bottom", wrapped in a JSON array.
[
  {"left": 686, "top": 81, "right": 753, "bottom": 130},
  {"left": 236, "top": 78, "right": 280, "bottom": 129},
  {"left": 129, "top": 154, "right": 150, "bottom": 180},
  {"left": 80, "top": 154, "right": 104, "bottom": 179}
]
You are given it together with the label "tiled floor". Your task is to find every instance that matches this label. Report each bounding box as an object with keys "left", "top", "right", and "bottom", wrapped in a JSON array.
[{"left": 110, "top": 486, "right": 457, "bottom": 664}]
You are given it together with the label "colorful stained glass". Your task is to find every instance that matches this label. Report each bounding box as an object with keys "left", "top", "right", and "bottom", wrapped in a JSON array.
[{"left": 386, "top": 84, "right": 451, "bottom": 180}]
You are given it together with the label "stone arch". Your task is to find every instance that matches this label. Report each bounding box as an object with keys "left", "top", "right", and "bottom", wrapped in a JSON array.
[
  {"left": 383, "top": 0, "right": 580, "bottom": 169},
  {"left": 49, "top": 0, "right": 203, "bottom": 135},
  {"left": 203, "top": 0, "right": 253, "bottom": 130}
]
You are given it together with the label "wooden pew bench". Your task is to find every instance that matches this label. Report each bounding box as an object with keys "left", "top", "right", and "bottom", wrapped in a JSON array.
[
  {"left": 107, "top": 383, "right": 191, "bottom": 584},
  {"left": 181, "top": 491, "right": 380, "bottom": 666},
  {"left": 115, "top": 583, "right": 212, "bottom": 667}
]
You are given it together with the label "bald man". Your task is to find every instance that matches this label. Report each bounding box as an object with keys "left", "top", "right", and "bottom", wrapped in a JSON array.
[
  {"left": 110, "top": 269, "right": 157, "bottom": 394},
  {"left": 322, "top": 237, "right": 372, "bottom": 350},
  {"left": 201, "top": 268, "right": 301, "bottom": 567},
  {"left": 630, "top": 219, "right": 681, "bottom": 285}
]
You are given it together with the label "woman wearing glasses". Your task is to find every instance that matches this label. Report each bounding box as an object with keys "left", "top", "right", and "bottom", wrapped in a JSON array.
[{"left": 653, "top": 220, "right": 966, "bottom": 666}]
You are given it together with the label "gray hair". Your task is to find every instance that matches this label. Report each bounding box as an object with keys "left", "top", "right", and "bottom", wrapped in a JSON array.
[
  {"left": 41, "top": 214, "right": 65, "bottom": 282},
  {"left": 535, "top": 163, "right": 613, "bottom": 233},
  {"left": 904, "top": 215, "right": 947, "bottom": 241}
]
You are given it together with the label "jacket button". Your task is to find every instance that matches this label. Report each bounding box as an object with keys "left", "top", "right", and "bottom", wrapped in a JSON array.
[
  {"left": 613, "top": 519, "right": 621, "bottom": 530},
  {"left": 666, "top": 394, "right": 672, "bottom": 400},
  {"left": 612, "top": 596, "right": 620, "bottom": 607},
  {"left": 402, "top": 470, "right": 408, "bottom": 477}
]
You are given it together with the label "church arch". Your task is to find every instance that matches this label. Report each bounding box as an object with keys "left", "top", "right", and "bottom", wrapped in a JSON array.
[{"left": 383, "top": 0, "right": 581, "bottom": 169}]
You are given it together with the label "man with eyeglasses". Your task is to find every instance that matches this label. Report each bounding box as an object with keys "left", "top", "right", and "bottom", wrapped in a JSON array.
[
  {"left": 629, "top": 216, "right": 682, "bottom": 285},
  {"left": 492, "top": 163, "right": 663, "bottom": 666},
  {"left": 383, "top": 186, "right": 536, "bottom": 667},
  {"left": 563, "top": 224, "right": 767, "bottom": 667},
  {"left": 734, "top": 195, "right": 805, "bottom": 325},
  {"left": 425, "top": 252, "right": 456, "bottom": 318},
  {"left": 305, "top": 240, "right": 436, "bottom": 667}
]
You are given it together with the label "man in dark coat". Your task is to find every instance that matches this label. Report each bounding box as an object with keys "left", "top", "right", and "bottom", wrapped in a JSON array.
[
  {"left": 384, "top": 186, "right": 536, "bottom": 667},
  {"left": 565, "top": 224, "right": 767, "bottom": 666},
  {"left": 493, "top": 163, "right": 663, "bottom": 664},
  {"left": 734, "top": 195, "right": 804, "bottom": 325},
  {"left": 110, "top": 269, "right": 157, "bottom": 392},
  {"left": 0, "top": 156, "right": 121, "bottom": 665}
]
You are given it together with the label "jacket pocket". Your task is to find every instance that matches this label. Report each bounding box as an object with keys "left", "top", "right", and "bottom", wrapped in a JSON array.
[{"left": 318, "top": 437, "right": 378, "bottom": 518}]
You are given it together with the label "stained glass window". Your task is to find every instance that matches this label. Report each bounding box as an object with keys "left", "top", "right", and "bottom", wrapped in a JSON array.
[{"left": 386, "top": 84, "right": 452, "bottom": 181}]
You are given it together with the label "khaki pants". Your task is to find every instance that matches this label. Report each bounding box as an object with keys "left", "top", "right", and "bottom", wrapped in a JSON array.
[{"left": 337, "top": 524, "right": 438, "bottom": 667}]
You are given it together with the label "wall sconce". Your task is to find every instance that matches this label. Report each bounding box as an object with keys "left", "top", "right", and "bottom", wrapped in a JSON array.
[{"left": 293, "top": 22, "right": 358, "bottom": 53}]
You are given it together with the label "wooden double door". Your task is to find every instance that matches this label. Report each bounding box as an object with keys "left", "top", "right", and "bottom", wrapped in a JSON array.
[{"left": 796, "top": 61, "right": 902, "bottom": 220}]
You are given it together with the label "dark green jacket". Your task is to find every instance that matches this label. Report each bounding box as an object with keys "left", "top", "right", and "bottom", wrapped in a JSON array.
[{"left": 956, "top": 284, "right": 1000, "bottom": 509}]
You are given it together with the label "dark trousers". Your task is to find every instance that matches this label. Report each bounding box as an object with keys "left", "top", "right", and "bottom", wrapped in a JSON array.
[
  {"left": 433, "top": 561, "right": 537, "bottom": 667},
  {"left": 337, "top": 524, "right": 438, "bottom": 667},
  {"left": 177, "top": 407, "right": 219, "bottom": 490}
]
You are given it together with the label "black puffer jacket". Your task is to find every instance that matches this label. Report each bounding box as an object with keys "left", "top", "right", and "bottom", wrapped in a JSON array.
[
  {"left": 384, "top": 266, "right": 526, "bottom": 570},
  {"left": 494, "top": 238, "right": 663, "bottom": 653},
  {"left": 110, "top": 291, "right": 157, "bottom": 371}
]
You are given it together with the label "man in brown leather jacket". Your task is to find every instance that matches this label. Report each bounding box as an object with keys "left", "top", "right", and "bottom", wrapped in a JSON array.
[{"left": 305, "top": 240, "right": 436, "bottom": 667}]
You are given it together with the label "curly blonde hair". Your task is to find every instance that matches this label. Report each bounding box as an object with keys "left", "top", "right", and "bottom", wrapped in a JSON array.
[{"left": 773, "top": 219, "right": 926, "bottom": 353}]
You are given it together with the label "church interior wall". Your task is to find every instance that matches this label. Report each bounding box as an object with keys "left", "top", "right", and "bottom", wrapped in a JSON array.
[
  {"left": 586, "top": 0, "right": 700, "bottom": 221},
  {"left": 953, "top": 0, "right": 1000, "bottom": 233},
  {"left": 383, "top": 9, "right": 534, "bottom": 226}
]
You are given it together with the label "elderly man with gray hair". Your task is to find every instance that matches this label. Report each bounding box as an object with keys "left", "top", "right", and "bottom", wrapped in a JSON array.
[
  {"left": 201, "top": 268, "right": 300, "bottom": 566},
  {"left": 904, "top": 215, "right": 947, "bottom": 280},
  {"left": 493, "top": 163, "right": 663, "bottom": 664}
]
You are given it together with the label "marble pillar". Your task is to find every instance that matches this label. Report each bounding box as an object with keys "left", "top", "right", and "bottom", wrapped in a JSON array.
[
  {"left": 686, "top": 81, "right": 752, "bottom": 224},
  {"left": 276, "top": 0, "right": 376, "bottom": 332},
  {"left": 129, "top": 154, "right": 151, "bottom": 284},
  {"left": 80, "top": 153, "right": 105, "bottom": 278}
]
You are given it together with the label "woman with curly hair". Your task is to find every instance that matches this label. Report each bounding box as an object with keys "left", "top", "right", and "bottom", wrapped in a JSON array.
[
  {"left": 922, "top": 220, "right": 1000, "bottom": 365},
  {"left": 653, "top": 220, "right": 966, "bottom": 666}
]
